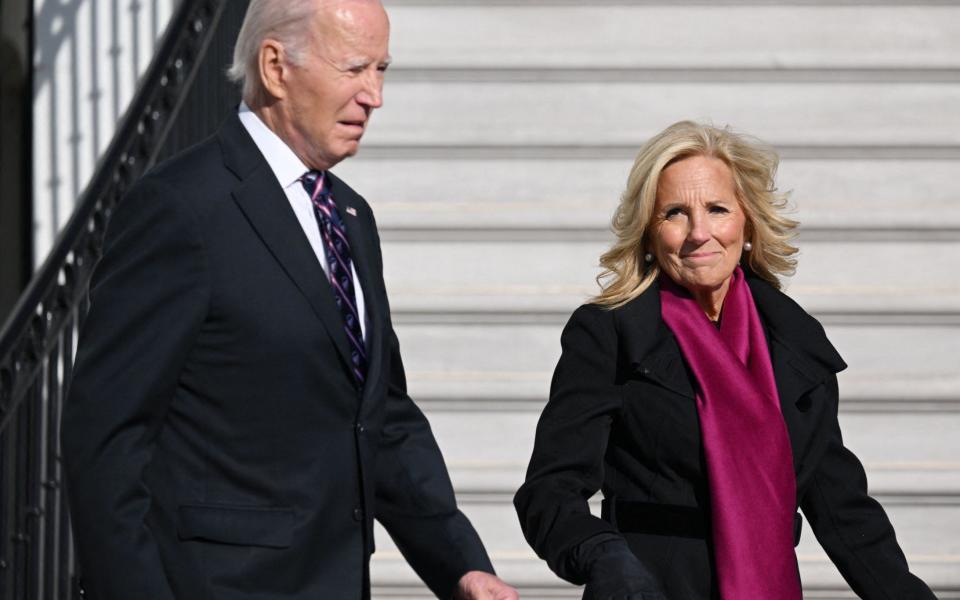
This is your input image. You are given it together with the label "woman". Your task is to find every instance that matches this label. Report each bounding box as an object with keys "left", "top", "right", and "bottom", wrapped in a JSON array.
[{"left": 514, "top": 121, "right": 935, "bottom": 599}]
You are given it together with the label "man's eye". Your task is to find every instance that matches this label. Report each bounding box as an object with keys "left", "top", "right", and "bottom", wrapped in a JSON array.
[{"left": 377, "top": 64, "right": 389, "bottom": 73}]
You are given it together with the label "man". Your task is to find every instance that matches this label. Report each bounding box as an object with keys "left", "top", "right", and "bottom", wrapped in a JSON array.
[{"left": 61, "top": 1, "right": 518, "bottom": 598}]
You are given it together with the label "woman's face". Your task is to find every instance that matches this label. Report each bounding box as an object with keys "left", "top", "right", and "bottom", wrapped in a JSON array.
[{"left": 650, "top": 155, "right": 747, "bottom": 297}]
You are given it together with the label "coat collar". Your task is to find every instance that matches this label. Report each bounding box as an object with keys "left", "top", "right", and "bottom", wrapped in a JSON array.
[
  {"left": 745, "top": 273, "right": 846, "bottom": 410},
  {"left": 616, "top": 284, "right": 696, "bottom": 400},
  {"left": 614, "top": 272, "right": 847, "bottom": 473},
  {"left": 614, "top": 271, "right": 847, "bottom": 405},
  {"left": 218, "top": 114, "right": 383, "bottom": 395}
]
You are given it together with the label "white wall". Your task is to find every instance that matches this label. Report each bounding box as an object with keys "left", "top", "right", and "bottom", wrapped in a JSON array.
[{"left": 32, "top": 0, "right": 179, "bottom": 264}]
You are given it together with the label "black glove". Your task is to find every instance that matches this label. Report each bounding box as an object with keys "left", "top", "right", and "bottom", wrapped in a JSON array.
[{"left": 579, "top": 536, "right": 666, "bottom": 600}]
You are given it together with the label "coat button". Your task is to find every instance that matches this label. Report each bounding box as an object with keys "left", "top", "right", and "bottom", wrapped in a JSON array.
[
  {"left": 355, "top": 422, "right": 365, "bottom": 434},
  {"left": 353, "top": 506, "right": 363, "bottom": 522}
]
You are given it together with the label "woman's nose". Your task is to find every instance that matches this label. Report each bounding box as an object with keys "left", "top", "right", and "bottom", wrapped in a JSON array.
[{"left": 686, "top": 212, "right": 711, "bottom": 244}]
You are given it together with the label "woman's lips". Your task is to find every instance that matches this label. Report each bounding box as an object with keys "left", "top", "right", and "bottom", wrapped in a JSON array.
[{"left": 681, "top": 252, "right": 720, "bottom": 262}]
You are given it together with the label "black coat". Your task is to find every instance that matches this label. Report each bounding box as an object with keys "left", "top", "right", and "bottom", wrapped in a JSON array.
[
  {"left": 514, "top": 273, "right": 934, "bottom": 599},
  {"left": 61, "top": 114, "right": 493, "bottom": 600}
]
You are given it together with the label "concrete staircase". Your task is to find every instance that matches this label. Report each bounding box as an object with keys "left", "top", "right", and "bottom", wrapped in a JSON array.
[{"left": 332, "top": 2, "right": 960, "bottom": 598}]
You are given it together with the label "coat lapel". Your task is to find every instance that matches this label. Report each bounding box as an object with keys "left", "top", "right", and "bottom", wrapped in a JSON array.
[
  {"left": 620, "top": 274, "right": 848, "bottom": 475},
  {"left": 636, "top": 330, "right": 696, "bottom": 400},
  {"left": 747, "top": 275, "right": 846, "bottom": 393},
  {"left": 620, "top": 281, "right": 696, "bottom": 400},
  {"left": 768, "top": 335, "right": 827, "bottom": 463},
  {"left": 620, "top": 275, "right": 846, "bottom": 409},
  {"left": 769, "top": 338, "right": 827, "bottom": 415},
  {"left": 746, "top": 274, "right": 847, "bottom": 465},
  {"left": 219, "top": 116, "right": 356, "bottom": 379}
]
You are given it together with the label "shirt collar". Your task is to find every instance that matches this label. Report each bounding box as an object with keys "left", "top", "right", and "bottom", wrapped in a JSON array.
[{"left": 237, "top": 102, "right": 311, "bottom": 189}]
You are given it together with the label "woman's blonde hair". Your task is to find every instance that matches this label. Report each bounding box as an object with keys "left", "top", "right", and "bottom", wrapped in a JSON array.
[{"left": 593, "top": 120, "right": 798, "bottom": 308}]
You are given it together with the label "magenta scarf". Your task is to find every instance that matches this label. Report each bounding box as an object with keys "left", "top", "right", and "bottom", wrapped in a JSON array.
[{"left": 660, "top": 267, "right": 801, "bottom": 600}]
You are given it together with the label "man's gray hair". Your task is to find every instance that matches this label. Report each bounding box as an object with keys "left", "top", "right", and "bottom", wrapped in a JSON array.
[{"left": 227, "top": 0, "right": 318, "bottom": 102}]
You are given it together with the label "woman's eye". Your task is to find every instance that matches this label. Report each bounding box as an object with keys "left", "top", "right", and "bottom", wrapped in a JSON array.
[
  {"left": 664, "top": 207, "right": 684, "bottom": 219},
  {"left": 709, "top": 205, "right": 730, "bottom": 214}
]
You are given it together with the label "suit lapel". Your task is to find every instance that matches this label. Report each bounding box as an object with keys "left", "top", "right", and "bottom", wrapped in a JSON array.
[{"left": 219, "top": 116, "right": 356, "bottom": 378}]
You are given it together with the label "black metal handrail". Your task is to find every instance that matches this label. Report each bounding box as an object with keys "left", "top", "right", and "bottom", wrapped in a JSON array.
[{"left": 0, "top": 0, "right": 247, "bottom": 596}]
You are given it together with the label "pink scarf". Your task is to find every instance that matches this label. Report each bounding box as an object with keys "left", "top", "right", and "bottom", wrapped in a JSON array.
[{"left": 660, "top": 267, "right": 801, "bottom": 599}]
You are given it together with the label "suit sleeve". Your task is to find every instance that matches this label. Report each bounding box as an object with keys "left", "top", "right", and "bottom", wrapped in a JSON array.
[
  {"left": 363, "top": 211, "right": 494, "bottom": 599},
  {"left": 801, "top": 375, "right": 935, "bottom": 600},
  {"left": 513, "top": 305, "right": 653, "bottom": 587},
  {"left": 61, "top": 177, "right": 209, "bottom": 600}
]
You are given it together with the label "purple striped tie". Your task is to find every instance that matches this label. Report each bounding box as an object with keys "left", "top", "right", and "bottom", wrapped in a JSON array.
[{"left": 301, "top": 171, "right": 367, "bottom": 385}]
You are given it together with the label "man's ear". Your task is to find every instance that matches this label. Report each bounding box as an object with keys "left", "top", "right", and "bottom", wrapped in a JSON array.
[{"left": 258, "top": 39, "right": 287, "bottom": 100}]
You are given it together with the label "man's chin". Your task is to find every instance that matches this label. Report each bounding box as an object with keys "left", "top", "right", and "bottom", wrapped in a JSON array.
[
  {"left": 320, "top": 143, "right": 361, "bottom": 169},
  {"left": 340, "top": 139, "right": 362, "bottom": 157}
]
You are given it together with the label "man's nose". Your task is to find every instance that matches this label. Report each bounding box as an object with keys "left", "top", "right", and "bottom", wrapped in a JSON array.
[{"left": 357, "top": 75, "right": 384, "bottom": 109}]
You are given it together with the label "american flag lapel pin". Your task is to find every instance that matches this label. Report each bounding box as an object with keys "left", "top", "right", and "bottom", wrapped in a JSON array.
[{"left": 346, "top": 206, "right": 357, "bottom": 217}]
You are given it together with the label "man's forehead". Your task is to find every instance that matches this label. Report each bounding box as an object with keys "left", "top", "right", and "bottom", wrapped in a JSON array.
[
  {"left": 311, "top": 0, "right": 390, "bottom": 61},
  {"left": 315, "top": 0, "right": 388, "bottom": 23},
  {"left": 313, "top": 0, "right": 389, "bottom": 40}
]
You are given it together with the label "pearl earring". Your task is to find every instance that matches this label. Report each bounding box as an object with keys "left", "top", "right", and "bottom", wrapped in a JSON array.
[
  {"left": 743, "top": 241, "right": 753, "bottom": 251},
  {"left": 644, "top": 252, "right": 654, "bottom": 263}
]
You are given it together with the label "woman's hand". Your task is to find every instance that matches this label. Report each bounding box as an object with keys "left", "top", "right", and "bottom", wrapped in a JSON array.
[
  {"left": 585, "top": 578, "right": 667, "bottom": 600},
  {"left": 582, "top": 538, "right": 666, "bottom": 600}
]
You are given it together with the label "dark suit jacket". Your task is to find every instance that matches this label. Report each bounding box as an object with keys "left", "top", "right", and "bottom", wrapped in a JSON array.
[
  {"left": 514, "top": 273, "right": 934, "bottom": 599},
  {"left": 61, "top": 114, "right": 493, "bottom": 600}
]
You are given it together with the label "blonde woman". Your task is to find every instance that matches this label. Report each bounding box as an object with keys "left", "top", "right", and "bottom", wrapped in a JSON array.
[{"left": 514, "top": 121, "right": 935, "bottom": 600}]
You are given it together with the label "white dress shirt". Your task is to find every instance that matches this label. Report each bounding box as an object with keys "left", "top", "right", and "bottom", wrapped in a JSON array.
[{"left": 237, "top": 103, "right": 367, "bottom": 340}]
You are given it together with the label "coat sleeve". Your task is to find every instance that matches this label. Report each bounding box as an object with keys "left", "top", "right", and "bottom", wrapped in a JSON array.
[
  {"left": 513, "top": 304, "right": 650, "bottom": 586},
  {"left": 364, "top": 211, "right": 494, "bottom": 599},
  {"left": 61, "top": 176, "right": 209, "bottom": 600},
  {"left": 801, "top": 375, "right": 935, "bottom": 600}
]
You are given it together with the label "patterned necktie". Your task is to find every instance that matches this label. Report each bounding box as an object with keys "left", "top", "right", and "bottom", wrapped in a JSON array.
[{"left": 301, "top": 171, "right": 367, "bottom": 386}]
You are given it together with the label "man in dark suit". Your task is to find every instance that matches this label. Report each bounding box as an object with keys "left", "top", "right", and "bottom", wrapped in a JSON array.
[{"left": 60, "top": 1, "right": 518, "bottom": 598}]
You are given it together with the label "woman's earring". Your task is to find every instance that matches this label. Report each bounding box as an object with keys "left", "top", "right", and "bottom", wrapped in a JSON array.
[
  {"left": 743, "top": 241, "right": 753, "bottom": 252},
  {"left": 644, "top": 252, "right": 654, "bottom": 263}
]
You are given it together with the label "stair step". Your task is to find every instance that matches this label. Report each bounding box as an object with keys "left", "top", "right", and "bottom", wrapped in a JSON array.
[
  {"left": 379, "top": 238, "right": 960, "bottom": 313},
  {"left": 333, "top": 158, "right": 960, "bottom": 231},
  {"left": 385, "top": 4, "right": 960, "bottom": 70},
  {"left": 363, "top": 82, "right": 960, "bottom": 148}
]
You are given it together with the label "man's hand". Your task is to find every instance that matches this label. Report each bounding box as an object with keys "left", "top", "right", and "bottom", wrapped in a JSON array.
[{"left": 454, "top": 571, "right": 519, "bottom": 600}]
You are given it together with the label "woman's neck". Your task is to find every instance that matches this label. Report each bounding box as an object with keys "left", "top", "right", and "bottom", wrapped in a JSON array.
[{"left": 689, "top": 278, "right": 731, "bottom": 322}]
